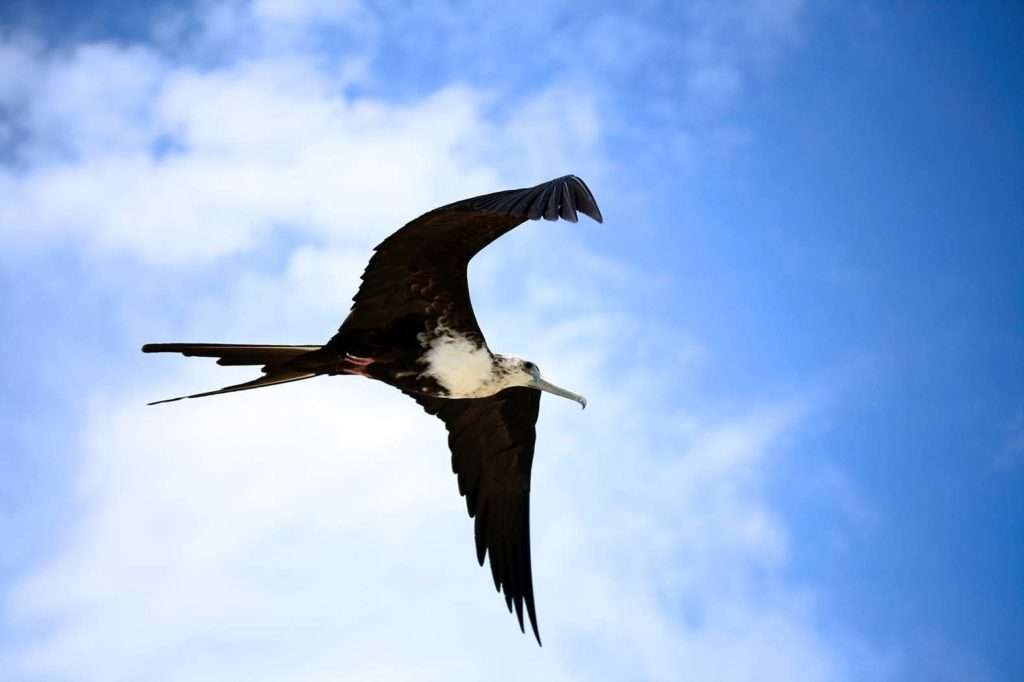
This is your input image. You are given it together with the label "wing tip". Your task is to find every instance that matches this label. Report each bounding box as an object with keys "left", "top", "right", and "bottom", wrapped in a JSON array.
[
  {"left": 447, "top": 174, "right": 603, "bottom": 225},
  {"left": 535, "top": 174, "right": 602, "bottom": 224},
  {"left": 562, "top": 174, "right": 603, "bottom": 224}
]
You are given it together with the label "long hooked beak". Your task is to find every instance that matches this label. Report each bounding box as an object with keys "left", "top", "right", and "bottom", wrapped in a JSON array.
[{"left": 531, "top": 376, "right": 587, "bottom": 409}]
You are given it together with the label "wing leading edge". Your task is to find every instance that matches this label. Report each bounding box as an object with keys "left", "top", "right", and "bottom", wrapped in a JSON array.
[{"left": 329, "top": 175, "right": 602, "bottom": 346}]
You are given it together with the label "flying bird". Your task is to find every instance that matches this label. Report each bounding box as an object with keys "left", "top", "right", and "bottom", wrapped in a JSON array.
[{"left": 142, "top": 175, "right": 603, "bottom": 644}]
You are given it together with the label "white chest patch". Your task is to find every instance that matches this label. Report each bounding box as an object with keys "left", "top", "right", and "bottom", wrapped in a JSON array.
[{"left": 419, "top": 330, "right": 497, "bottom": 398}]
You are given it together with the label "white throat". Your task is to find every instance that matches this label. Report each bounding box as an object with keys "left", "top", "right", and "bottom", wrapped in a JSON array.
[{"left": 418, "top": 328, "right": 515, "bottom": 398}]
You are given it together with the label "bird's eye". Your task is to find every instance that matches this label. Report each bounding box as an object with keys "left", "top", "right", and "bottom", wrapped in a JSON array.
[{"left": 524, "top": 361, "right": 536, "bottom": 371}]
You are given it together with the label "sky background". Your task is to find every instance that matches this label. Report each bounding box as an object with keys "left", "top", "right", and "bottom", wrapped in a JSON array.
[{"left": 1, "top": 1, "right": 1021, "bottom": 680}]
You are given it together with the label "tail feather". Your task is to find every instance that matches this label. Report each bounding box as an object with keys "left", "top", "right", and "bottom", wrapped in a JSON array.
[
  {"left": 142, "top": 343, "right": 322, "bottom": 366},
  {"left": 142, "top": 343, "right": 325, "bottom": 405},
  {"left": 147, "top": 371, "right": 318, "bottom": 405}
]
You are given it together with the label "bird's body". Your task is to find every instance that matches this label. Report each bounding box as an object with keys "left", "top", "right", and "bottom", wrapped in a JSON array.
[
  {"left": 416, "top": 329, "right": 525, "bottom": 398},
  {"left": 143, "top": 175, "right": 602, "bottom": 644},
  {"left": 326, "top": 324, "right": 537, "bottom": 400}
]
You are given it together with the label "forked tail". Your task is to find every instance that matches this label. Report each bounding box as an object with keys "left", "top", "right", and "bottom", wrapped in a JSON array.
[{"left": 141, "top": 343, "right": 325, "bottom": 405}]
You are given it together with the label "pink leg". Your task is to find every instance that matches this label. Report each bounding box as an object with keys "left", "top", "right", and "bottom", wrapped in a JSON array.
[
  {"left": 344, "top": 353, "right": 374, "bottom": 366},
  {"left": 343, "top": 353, "right": 374, "bottom": 376}
]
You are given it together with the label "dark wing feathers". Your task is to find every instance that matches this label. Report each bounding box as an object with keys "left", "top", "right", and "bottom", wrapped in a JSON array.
[
  {"left": 330, "top": 175, "right": 601, "bottom": 343},
  {"left": 328, "top": 177, "right": 598, "bottom": 642},
  {"left": 456, "top": 174, "right": 602, "bottom": 224},
  {"left": 413, "top": 387, "right": 544, "bottom": 645}
]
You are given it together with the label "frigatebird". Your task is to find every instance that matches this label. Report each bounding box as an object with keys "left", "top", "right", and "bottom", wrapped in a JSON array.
[{"left": 142, "top": 175, "right": 603, "bottom": 644}]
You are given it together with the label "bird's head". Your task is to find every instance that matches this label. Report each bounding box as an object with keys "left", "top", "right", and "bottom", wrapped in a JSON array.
[{"left": 501, "top": 356, "right": 587, "bottom": 409}]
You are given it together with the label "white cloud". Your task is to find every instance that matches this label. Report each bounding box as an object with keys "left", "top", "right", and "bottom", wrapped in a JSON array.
[
  {"left": 1, "top": 1, "right": 893, "bottom": 680},
  {"left": 0, "top": 0, "right": 808, "bottom": 265},
  {"left": 676, "top": 0, "right": 803, "bottom": 124},
  {"left": 0, "top": 9, "right": 600, "bottom": 265},
  {"left": 6, "top": 242, "right": 871, "bottom": 681}
]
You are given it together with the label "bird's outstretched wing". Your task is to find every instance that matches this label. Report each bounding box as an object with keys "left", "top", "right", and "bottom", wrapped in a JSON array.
[
  {"left": 327, "top": 175, "right": 602, "bottom": 351},
  {"left": 412, "top": 387, "right": 545, "bottom": 644}
]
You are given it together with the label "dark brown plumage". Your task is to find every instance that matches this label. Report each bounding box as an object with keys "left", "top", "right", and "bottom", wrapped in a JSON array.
[
  {"left": 413, "top": 387, "right": 542, "bottom": 642},
  {"left": 327, "top": 175, "right": 602, "bottom": 371},
  {"left": 142, "top": 175, "right": 603, "bottom": 644}
]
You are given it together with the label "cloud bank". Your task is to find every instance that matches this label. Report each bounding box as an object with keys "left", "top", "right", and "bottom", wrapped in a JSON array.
[{"left": 1, "top": 2, "right": 893, "bottom": 680}]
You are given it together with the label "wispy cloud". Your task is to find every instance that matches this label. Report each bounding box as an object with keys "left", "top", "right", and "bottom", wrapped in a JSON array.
[
  {"left": 0, "top": 1, "right": 895, "bottom": 680},
  {"left": 0, "top": 52, "right": 589, "bottom": 264},
  {"left": 5, "top": 243, "right": 871, "bottom": 680}
]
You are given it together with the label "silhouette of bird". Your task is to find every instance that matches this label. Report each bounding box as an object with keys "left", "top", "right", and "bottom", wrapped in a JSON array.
[{"left": 142, "top": 175, "right": 603, "bottom": 644}]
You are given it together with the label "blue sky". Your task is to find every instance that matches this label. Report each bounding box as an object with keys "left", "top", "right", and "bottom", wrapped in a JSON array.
[{"left": 1, "top": 1, "right": 1021, "bottom": 680}]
